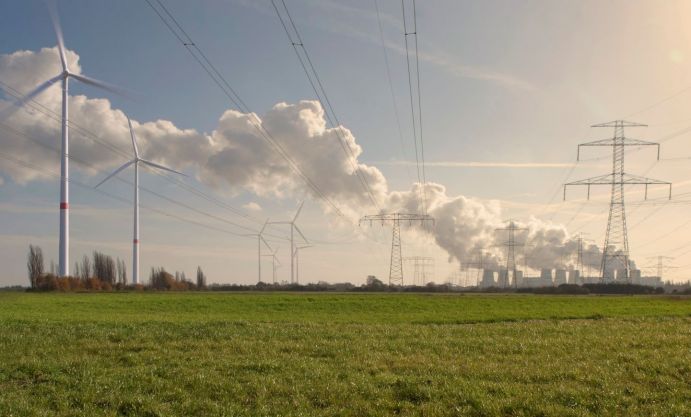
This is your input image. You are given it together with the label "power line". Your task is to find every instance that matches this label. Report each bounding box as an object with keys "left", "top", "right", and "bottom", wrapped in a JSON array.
[
  {"left": 373, "top": 0, "right": 411, "bottom": 182},
  {"left": 269, "top": 0, "right": 380, "bottom": 209},
  {"left": 401, "top": 0, "right": 427, "bottom": 213},
  {"left": 144, "top": 0, "right": 352, "bottom": 220}
]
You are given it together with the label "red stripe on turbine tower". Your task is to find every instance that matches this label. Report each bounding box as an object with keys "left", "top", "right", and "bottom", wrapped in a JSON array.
[
  {"left": 133, "top": 239, "right": 139, "bottom": 244},
  {"left": 60, "top": 202, "right": 69, "bottom": 209}
]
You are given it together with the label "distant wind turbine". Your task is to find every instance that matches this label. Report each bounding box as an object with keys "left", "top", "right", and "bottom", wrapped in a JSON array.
[
  {"left": 294, "top": 243, "right": 312, "bottom": 284},
  {"left": 243, "top": 219, "right": 272, "bottom": 283},
  {"left": 1, "top": 2, "right": 125, "bottom": 277},
  {"left": 269, "top": 201, "right": 308, "bottom": 283},
  {"left": 262, "top": 246, "right": 281, "bottom": 284},
  {"left": 96, "top": 118, "right": 184, "bottom": 285}
]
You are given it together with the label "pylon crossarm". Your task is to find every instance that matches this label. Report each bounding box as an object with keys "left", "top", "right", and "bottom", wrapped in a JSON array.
[
  {"left": 566, "top": 173, "right": 614, "bottom": 186},
  {"left": 619, "top": 173, "right": 670, "bottom": 185},
  {"left": 592, "top": 120, "right": 647, "bottom": 128}
]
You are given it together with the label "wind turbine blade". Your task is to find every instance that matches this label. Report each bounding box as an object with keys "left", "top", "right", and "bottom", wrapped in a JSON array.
[
  {"left": 127, "top": 117, "right": 139, "bottom": 158},
  {"left": 46, "top": 0, "right": 68, "bottom": 72},
  {"left": 260, "top": 235, "right": 272, "bottom": 251},
  {"left": 140, "top": 159, "right": 186, "bottom": 176},
  {"left": 0, "top": 74, "right": 62, "bottom": 120},
  {"left": 70, "top": 73, "right": 129, "bottom": 98},
  {"left": 259, "top": 218, "right": 269, "bottom": 235},
  {"left": 293, "top": 224, "right": 308, "bottom": 244},
  {"left": 95, "top": 160, "right": 135, "bottom": 187},
  {"left": 293, "top": 200, "right": 305, "bottom": 222}
]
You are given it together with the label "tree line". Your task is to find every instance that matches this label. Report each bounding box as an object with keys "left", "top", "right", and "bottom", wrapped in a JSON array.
[{"left": 27, "top": 245, "right": 207, "bottom": 291}]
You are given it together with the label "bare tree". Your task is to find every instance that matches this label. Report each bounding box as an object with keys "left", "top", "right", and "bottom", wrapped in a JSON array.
[
  {"left": 93, "top": 251, "right": 116, "bottom": 284},
  {"left": 196, "top": 266, "right": 206, "bottom": 289},
  {"left": 116, "top": 258, "right": 127, "bottom": 285},
  {"left": 120, "top": 259, "right": 127, "bottom": 286},
  {"left": 80, "top": 255, "right": 91, "bottom": 281},
  {"left": 27, "top": 245, "right": 44, "bottom": 288}
]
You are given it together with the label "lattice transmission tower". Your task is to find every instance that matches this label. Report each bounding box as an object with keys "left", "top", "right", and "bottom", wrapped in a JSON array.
[
  {"left": 404, "top": 256, "right": 435, "bottom": 285},
  {"left": 564, "top": 120, "right": 671, "bottom": 283},
  {"left": 645, "top": 255, "right": 677, "bottom": 279},
  {"left": 360, "top": 213, "right": 434, "bottom": 285},
  {"left": 495, "top": 220, "right": 528, "bottom": 288}
]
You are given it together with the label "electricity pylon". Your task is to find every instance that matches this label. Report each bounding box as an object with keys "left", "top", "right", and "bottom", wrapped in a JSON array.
[
  {"left": 564, "top": 120, "right": 672, "bottom": 283},
  {"left": 464, "top": 248, "right": 487, "bottom": 287},
  {"left": 645, "top": 256, "right": 677, "bottom": 279},
  {"left": 360, "top": 213, "right": 434, "bottom": 286},
  {"left": 404, "top": 256, "right": 434, "bottom": 285},
  {"left": 495, "top": 220, "right": 527, "bottom": 288}
]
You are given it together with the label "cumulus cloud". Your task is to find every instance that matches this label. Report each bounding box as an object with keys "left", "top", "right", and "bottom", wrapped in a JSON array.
[
  {"left": 0, "top": 47, "right": 388, "bottom": 212},
  {"left": 242, "top": 202, "right": 262, "bottom": 212}
]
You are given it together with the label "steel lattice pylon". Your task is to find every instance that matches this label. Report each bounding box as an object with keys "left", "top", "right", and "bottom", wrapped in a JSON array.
[
  {"left": 495, "top": 220, "right": 527, "bottom": 288},
  {"left": 390, "top": 220, "right": 403, "bottom": 285},
  {"left": 360, "top": 213, "right": 434, "bottom": 286},
  {"left": 564, "top": 120, "right": 672, "bottom": 283},
  {"left": 404, "top": 256, "right": 435, "bottom": 285}
]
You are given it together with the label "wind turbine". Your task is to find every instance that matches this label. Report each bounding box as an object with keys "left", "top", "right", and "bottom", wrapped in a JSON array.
[
  {"left": 262, "top": 247, "right": 281, "bottom": 284},
  {"left": 1, "top": 3, "right": 125, "bottom": 277},
  {"left": 294, "top": 243, "right": 312, "bottom": 284},
  {"left": 243, "top": 219, "right": 272, "bottom": 283},
  {"left": 96, "top": 118, "right": 184, "bottom": 285},
  {"left": 269, "top": 201, "right": 308, "bottom": 283}
]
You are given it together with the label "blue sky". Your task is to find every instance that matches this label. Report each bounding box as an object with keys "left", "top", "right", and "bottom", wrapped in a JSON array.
[{"left": 2, "top": 0, "right": 691, "bottom": 285}]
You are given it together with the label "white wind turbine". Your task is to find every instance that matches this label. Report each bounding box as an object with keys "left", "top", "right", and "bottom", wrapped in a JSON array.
[
  {"left": 1, "top": 3, "right": 125, "bottom": 277},
  {"left": 243, "top": 219, "right": 272, "bottom": 283},
  {"left": 96, "top": 118, "right": 184, "bottom": 285},
  {"left": 269, "top": 201, "right": 308, "bottom": 284},
  {"left": 294, "top": 243, "right": 312, "bottom": 284},
  {"left": 262, "top": 247, "right": 281, "bottom": 284}
]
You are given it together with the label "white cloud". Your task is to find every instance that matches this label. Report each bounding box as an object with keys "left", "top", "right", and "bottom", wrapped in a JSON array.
[
  {"left": 0, "top": 48, "right": 388, "bottom": 213},
  {"left": 243, "top": 201, "right": 262, "bottom": 212}
]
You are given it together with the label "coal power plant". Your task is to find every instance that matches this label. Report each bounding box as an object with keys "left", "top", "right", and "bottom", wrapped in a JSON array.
[{"left": 475, "top": 267, "right": 664, "bottom": 289}]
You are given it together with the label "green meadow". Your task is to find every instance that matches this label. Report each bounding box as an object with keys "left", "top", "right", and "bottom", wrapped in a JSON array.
[{"left": 0, "top": 292, "right": 689, "bottom": 416}]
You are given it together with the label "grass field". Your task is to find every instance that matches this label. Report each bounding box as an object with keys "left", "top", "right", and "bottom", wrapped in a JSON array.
[{"left": 0, "top": 292, "right": 689, "bottom": 416}]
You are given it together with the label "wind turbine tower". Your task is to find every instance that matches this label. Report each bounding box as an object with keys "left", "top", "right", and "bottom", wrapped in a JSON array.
[
  {"left": 96, "top": 118, "right": 184, "bottom": 284},
  {"left": 244, "top": 219, "right": 271, "bottom": 283},
  {"left": 294, "top": 243, "right": 312, "bottom": 284},
  {"left": 2, "top": 3, "right": 124, "bottom": 276},
  {"left": 262, "top": 247, "right": 281, "bottom": 284}
]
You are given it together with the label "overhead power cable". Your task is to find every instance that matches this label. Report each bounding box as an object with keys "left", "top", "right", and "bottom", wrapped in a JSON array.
[
  {"left": 269, "top": 0, "right": 380, "bottom": 209},
  {"left": 401, "top": 0, "right": 427, "bottom": 213},
  {"left": 373, "top": 0, "right": 412, "bottom": 182},
  {"left": 144, "top": 0, "right": 351, "bottom": 221}
]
